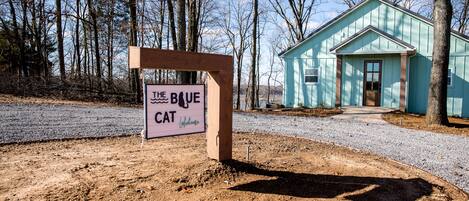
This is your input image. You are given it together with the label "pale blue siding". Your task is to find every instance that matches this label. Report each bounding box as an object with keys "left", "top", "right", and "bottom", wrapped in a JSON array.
[
  {"left": 282, "top": 0, "right": 469, "bottom": 117},
  {"left": 337, "top": 30, "right": 408, "bottom": 54}
]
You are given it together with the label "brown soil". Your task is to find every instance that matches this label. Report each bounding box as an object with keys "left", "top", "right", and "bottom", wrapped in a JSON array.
[
  {"left": 241, "top": 108, "right": 343, "bottom": 117},
  {"left": 383, "top": 111, "right": 469, "bottom": 137},
  {"left": 0, "top": 133, "right": 467, "bottom": 201},
  {"left": 0, "top": 94, "right": 140, "bottom": 108}
]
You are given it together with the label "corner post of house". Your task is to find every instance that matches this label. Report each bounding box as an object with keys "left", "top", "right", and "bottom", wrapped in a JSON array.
[
  {"left": 206, "top": 63, "right": 233, "bottom": 161},
  {"left": 399, "top": 52, "right": 409, "bottom": 112},
  {"left": 335, "top": 55, "right": 343, "bottom": 107}
]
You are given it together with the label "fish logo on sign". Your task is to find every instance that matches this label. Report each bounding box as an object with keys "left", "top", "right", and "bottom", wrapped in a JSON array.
[{"left": 150, "top": 91, "right": 169, "bottom": 104}]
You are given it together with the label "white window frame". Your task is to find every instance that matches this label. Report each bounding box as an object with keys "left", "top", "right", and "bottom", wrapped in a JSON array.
[
  {"left": 304, "top": 67, "right": 319, "bottom": 84},
  {"left": 448, "top": 68, "right": 453, "bottom": 87}
]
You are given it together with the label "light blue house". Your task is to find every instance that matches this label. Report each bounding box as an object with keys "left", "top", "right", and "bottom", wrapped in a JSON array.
[{"left": 279, "top": 0, "right": 469, "bottom": 117}]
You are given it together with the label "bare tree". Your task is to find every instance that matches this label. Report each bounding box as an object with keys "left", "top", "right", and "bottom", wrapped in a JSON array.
[
  {"left": 340, "top": 0, "right": 405, "bottom": 8},
  {"left": 187, "top": 0, "right": 200, "bottom": 83},
  {"left": 220, "top": 0, "right": 253, "bottom": 110},
  {"left": 268, "top": 0, "right": 318, "bottom": 44},
  {"left": 452, "top": 0, "right": 469, "bottom": 34},
  {"left": 341, "top": 0, "right": 361, "bottom": 8},
  {"left": 106, "top": 0, "right": 115, "bottom": 83},
  {"left": 426, "top": 0, "right": 453, "bottom": 126},
  {"left": 249, "top": 0, "right": 258, "bottom": 110},
  {"left": 56, "top": 0, "right": 66, "bottom": 81},
  {"left": 75, "top": 0, "right": 81, "bottom": 79},
  {"left": 129, "top": 0, "right": 140, "bottom": 101},
  {"left": 167, "top": 0, "right": 178, "bottom": 48},
  {"left": 266, "top": 36, "right": 282, "bottom": 104}
]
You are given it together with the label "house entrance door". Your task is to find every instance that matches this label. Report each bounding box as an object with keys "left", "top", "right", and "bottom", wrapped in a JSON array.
[{"left": 363, "top": 60, "right": 382, "bottom": 106}]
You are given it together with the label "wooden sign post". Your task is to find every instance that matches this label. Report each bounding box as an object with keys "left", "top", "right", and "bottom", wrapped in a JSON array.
[{"left": 129, "top": 46, "right": 233, "bottom": 161}]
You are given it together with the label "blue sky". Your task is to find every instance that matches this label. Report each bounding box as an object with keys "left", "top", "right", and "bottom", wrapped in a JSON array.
[{"left": 255, "top": 0, "right": 349, "bottom": 86}]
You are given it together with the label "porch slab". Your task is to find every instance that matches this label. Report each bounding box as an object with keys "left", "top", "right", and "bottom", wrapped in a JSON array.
[{"left": 332, "top": 107, "right": 395, "bottom": 124}]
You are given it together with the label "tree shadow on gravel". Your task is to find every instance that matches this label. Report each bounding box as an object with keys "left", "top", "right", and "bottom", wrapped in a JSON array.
[{"left": 223, "top": 160, "right": 436, "bottom": 201}]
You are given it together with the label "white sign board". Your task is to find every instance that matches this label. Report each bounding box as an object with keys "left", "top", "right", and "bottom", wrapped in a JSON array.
[{"left": 144, "top": 84, "right": 205, "bottom": 139}]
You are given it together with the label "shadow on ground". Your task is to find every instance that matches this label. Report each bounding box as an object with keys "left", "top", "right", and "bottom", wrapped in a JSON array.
[{"left": 224, "top": 160, "right": 436, "bottom": 200}]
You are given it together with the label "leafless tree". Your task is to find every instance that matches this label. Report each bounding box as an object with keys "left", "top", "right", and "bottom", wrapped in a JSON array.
[
  {"left": 219, "top": 0, "right": 254, "bottom": 110},
  {"left": 452, "top": 0, "right": 469, "bottom": 34},
  {"left": 249, "top": 0, "right": 258, "bottom": 110},
  {"left": 268, "top": 0, "right": 318, "bottom": 44},
  {"left": 56, "top": 0, "right": 66, "bottom": 81}
]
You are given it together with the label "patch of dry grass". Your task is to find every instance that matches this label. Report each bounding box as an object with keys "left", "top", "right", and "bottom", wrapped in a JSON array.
[{"left": 382, "top": 111, "right": 469, "bottom": 136}]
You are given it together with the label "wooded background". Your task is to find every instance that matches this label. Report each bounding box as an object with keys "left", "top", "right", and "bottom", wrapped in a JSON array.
[{"left": 0, "top": 0, "right": 467, "bottom": 109}]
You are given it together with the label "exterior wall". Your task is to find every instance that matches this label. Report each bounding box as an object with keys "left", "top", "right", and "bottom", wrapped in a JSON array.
[
  {"left": 282, "top": 0, "right": 469, "bottom": 117},
  {"left": 408, "top": 55, "right": 469, "bottom": 117},
  {"left": 283, "top": 57, "right": 336, "bottom": 108}
]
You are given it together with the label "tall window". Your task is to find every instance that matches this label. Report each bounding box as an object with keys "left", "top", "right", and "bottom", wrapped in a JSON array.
[
  {"left": 305, "top": 68, "right": 319, "bottom": 83},
  {"left": 448, "top": 69, "right": 453, "bottom": 86}
]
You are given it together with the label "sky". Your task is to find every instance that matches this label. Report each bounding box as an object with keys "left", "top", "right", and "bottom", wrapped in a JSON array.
[{"left": 254, "top": 0, "right": 349, "bottom": 86}]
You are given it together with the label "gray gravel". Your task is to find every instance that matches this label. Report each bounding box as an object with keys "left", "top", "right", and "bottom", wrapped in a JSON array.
[
  {"left": 0, "top": 104, "right": 142, "bottom": 143},
  {"left": 1, "top": 103, "right": 468, "bottom": 192},
  {"left": 234, "top": 112, "right": 469, "bottom": 193}
]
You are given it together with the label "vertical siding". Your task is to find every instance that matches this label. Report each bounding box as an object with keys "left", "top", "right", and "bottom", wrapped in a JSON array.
[
  {"left": 380, "top": 55, "right": 401, "bottom": 109},
  {"left": 282, "top": 0, "right": 469, "bottom": 116}
]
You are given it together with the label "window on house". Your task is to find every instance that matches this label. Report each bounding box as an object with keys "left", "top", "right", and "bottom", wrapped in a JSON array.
[
  {"left": 305, "top": 68, "right": 319, "bottom": 83},
  {"left": 448, "top": 69, "right": 453, "bottom": 86}
]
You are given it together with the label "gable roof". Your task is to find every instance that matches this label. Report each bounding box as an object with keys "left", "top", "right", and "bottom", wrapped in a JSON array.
[
  {"left": 329, "top": 25, "right": 415, "bottom": 54},
  {"left": 279, "top": 0, "right": 469, "bottom": 57}
]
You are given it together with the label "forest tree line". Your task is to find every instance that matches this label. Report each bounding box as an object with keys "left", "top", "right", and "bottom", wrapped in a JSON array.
[{"left": 0, "top": 0, "right": 467, "bottom": 109}]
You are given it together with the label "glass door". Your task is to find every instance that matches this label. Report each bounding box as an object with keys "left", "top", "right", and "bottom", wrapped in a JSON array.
[{"left": 364, "top": 61, "right": 382, "bottom": 106}]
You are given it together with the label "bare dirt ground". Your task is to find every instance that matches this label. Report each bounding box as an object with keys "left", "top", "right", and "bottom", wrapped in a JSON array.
[
  {"left": 0, "top": 133, "right": 467, "bottom": 201},
  {"left": 383, "top": 111, "right": 469, "bottom": 137}
]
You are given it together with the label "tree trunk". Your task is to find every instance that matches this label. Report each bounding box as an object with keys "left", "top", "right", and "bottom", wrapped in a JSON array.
[
  {"left": 425, "top": 0, "right": 452, "bottom": 125},
  {"left": 187, "top": 0, "right": 199, "bottom": 83},
  {"left": 20, "top": 0, "right": 28, "bottom": 77},
  {"left": 176, "top": 0, "right": 191, "bottom": 84},
  {"left": 8, "top": 0, "right": 23, "bottom": 79},
  {"left": 107, "top": 0, "right": 115, "bottom": 84},
  {"left": 236, "top": 53, "right": 243, "bottom": 110},
  {"left": 87, "top": 0, "right": 102, "bottom": 94},
  {"left": 157, "top": 0, "right": 165, "bottom": 84},
  {"left": 56, "top": 0, "right": 66, "bottom": 82},
  {"left": 249, "top": 0, "right": 258, "bottom": 110},
  {"left": 129, "top": 0, "right": 141, "bottom": 102},
  {"left": 167, "top": 0, "right": 178, "bottom": 49},
  {"left": 75, "top": 0, "right": 81, "bottom": 79},
  {"left": 176, "top": 0, "right": 186, "bottom": 51}
]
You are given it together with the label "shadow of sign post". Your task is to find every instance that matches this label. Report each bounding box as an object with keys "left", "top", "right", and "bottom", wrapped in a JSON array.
[{"left": 129, "top": 46, "right": 233, "bottom": 161}]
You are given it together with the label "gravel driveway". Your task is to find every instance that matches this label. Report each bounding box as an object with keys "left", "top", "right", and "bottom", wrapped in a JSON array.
[{"left": 1, "top": 103, "right": 468, "bottom": 192}]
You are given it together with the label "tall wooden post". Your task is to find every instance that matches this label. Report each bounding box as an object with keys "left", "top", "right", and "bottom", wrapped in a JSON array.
[
  {"left": 400, "top": 52, "right": 408, "bottom": 112},
  {"left": 207, "top": 69, "right": 233, "bottom": 160},
  {"left": 336, "top": 55, "right": 343, "bottom": 107}
]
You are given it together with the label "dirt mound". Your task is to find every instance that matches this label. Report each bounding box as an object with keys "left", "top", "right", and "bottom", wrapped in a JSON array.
[{"left": 171, "top": 160, "right": 245, "bottom": 191}]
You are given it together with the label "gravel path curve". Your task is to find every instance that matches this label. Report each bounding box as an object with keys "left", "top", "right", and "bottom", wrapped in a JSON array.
[{"left": 1, "top": 103, "right": 468, "bottom": 192}]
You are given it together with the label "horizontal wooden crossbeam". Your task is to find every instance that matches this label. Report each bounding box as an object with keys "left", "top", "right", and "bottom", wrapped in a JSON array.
[{"left": 129, "top": 46, "right": 232, "bottom": 72}]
